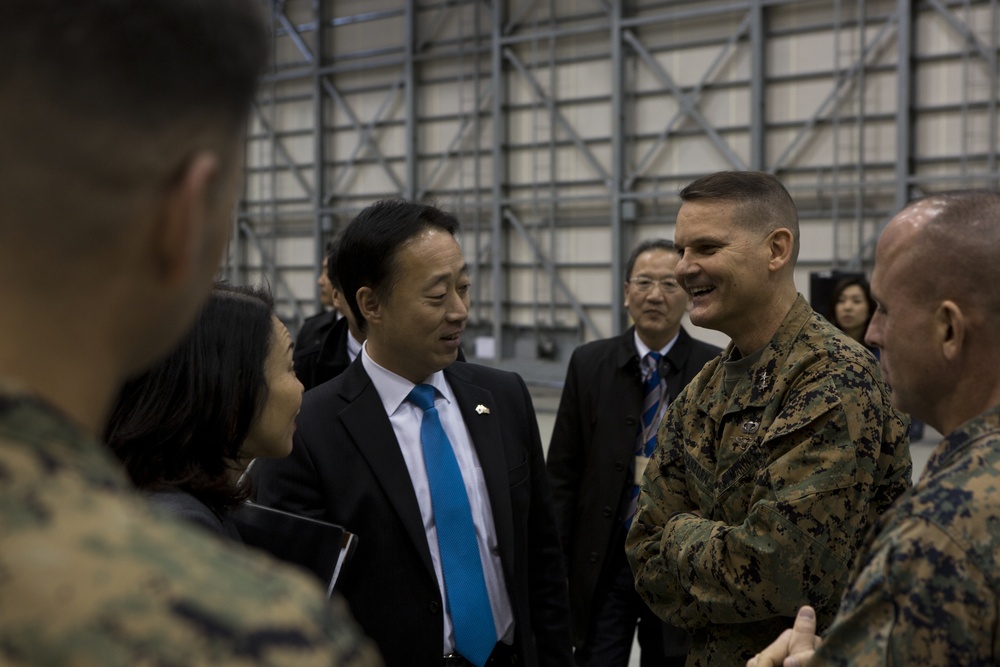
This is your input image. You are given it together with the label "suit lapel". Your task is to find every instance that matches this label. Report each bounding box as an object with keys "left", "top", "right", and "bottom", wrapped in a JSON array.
[
  {"left": 445, "top": 365, "right": 516, "bottom": 574},
  {"left": 337, "top": 365, "right": 436, "bottom": 578}
]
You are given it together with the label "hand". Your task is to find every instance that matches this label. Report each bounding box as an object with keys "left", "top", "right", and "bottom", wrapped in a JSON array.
[{"left": 746, "top": 606, "right": 821, "bottom": 667}]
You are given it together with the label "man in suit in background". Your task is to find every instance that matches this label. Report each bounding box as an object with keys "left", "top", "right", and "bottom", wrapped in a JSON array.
[
  {"left": 547, "top": 239, "right": 722, "bottom": 667},
  {"left": 253, "top": 199, "right": 573, "bottom": 667},
  {"left": 294, "top": 242, "right": 341, "bottom": 364},
  {"left": 294, "top": 236, "right": 365, "bottom": 390}
]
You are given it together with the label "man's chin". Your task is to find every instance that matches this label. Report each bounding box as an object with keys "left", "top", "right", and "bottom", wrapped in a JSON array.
[{"left": 688, "top": 309, "right": 715, "bottom": 329}]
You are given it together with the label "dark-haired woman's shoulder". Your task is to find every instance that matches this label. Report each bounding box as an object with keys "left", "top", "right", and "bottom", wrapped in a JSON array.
[{"left": 148, "top": 489, "right": 243, "bottom": 542}]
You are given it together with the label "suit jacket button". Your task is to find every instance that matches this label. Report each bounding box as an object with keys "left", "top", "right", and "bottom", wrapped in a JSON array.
[
  {"left": 589, "top": 551, "right": 599, "bottom": 562},
  {"left": 429, "top": 601, "right": 440, "bottom": 614},
  {"left": 614, "top": 461, "right": 624, "bottom": 472},
  {"left": 625, "top": 416, "right": 636, "bottom": 425},
  {"left": 602, "top": 506, "right": 612, "bottom": 518}
]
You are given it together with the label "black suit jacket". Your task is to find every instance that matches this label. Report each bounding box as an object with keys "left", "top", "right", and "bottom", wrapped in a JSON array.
[
  {"left": 294, "top": 315, "right": 352, "bottom": 391},
  {"left": 545, "top": 327, "right": 721, "bottom": 645},
  {"left": 252, "top": 358, "right": 572, "bottom": 667}
]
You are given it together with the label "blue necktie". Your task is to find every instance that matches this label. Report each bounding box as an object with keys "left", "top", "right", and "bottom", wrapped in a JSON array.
[
  {"left": 408, "top": 384, "right": 497, "bottom": 666},
  {"left": 626, "top": 352, "right": 664, "bottom": 525}
]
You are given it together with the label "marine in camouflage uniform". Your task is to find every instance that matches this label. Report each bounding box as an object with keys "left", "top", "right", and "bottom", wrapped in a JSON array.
[
  {"left": 0, "top": 385, "right": 383, "bottom": 667},
  {"left": 810, "top": 400, "right": 1000, "bottom": 664},
  {"left": 625, "top": 295, "right": 912, "bottom": 667}
]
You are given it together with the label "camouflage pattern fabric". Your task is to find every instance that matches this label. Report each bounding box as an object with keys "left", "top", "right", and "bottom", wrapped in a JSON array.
[
  {"left": 625, "top": 295, "right": 912, "bottom": 667},
  {"left": 811, "top": 404, "right": 1000, "bottom": 666},
  {"left": 0, "top": 386, "right": 382, "bottom": 666}
]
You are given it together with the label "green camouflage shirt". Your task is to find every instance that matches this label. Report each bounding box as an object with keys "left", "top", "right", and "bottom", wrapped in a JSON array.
[
  {"left": 626, "top": 295, "right": 912, "bottom": 667},
  {"left": 0, "top": 384, "right": 383, "bottom": 666},
  {"left": 812, "top": 404, "right": 1000, "bottom": 666}
]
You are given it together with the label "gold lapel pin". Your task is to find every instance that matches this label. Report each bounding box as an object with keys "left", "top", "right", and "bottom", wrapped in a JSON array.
[{"left": 475, "top": 404, "right": 490, "bottom": 415}]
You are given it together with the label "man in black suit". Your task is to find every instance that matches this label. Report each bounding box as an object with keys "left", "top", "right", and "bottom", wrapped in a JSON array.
[
  {"left": 253, "top": 200, "right": 573, "bottom": 667},
  {"left": 547, "top": 239, "right": 722, "bottom": 667},
  {"left": 294, "top": 237, "right": 365, "bottom": 390},
  {"left": 293, "top": 242, "right": 342, "bottom": 382}
]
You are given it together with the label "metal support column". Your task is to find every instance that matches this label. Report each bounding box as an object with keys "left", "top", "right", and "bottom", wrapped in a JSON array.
[
  {"left": 895, "top": 0, "right": 914, "bottom": 213},
  {"left": 749, "top": 0, "right": 766, "bottom": 171},
  {"left": 404, "top": 1, "right": 418, "bottom": 200},
  {"left": 491, "top": 0, "right": 505, "bottom": 363},
  {"left": 311, "top": 0, "right": 325, "bottom": 306},
  {"left": 610, "top": 0, "right": 625, "bottom": 334}
]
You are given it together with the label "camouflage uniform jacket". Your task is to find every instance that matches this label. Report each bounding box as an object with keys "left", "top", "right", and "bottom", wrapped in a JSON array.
[
  {"left": 625, "top": 294, "right": 912, "bottom": 667},
  {"left": 812, "top": 405, "right": 1000, "bottom": 666},
  {"left": 0, "top": 384, "right": 382, "bottom": 667}
]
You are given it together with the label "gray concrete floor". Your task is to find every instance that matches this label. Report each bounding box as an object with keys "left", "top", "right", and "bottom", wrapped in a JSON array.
[{"left": 527, "top": 384, "right": 939, "bottom": 667}]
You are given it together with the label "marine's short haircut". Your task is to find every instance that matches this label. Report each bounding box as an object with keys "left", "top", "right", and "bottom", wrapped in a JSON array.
[
  {"left": 105, "top": 283, "right": 276, "bottom": 512},
  {"left": 902, "top": 190, "right": 1000, "bottom": 317},
  {"left": 679, "top": 171, "right": 800, "bottom": 261},
  {"left": 337, "top": 200, "right": 461, "bottom": 332},
  {"left": 0, "top": 0, "right": 269, "bottom": 251},
  {"left": 1, "top": 0, "right": 267, "bottom": 131},
  {"left": 625, "top": 238, "right": 676, "bottom": 282}
]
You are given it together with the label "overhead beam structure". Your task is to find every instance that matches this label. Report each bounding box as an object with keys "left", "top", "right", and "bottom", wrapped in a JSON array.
[{"left": 238, "top": 0, "right": 1000, "bottom": 372}]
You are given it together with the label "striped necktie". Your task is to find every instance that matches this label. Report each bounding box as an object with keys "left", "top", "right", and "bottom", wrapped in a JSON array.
[{"left": 626, "top": 351, "right": 664, "bottom": 525}]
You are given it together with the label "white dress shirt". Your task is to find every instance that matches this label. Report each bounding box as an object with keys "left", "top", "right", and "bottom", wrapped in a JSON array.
[
  {"left": 361, "top": 344, "right": 515, "bottom": 653},
  {"left": 346, "top": 329, "right": 362, "bottom": 363}
]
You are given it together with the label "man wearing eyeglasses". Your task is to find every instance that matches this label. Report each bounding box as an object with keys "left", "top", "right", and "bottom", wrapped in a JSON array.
[
  {"left": 625, "top": 172, "right": 912, "bottom": 667},
  {"left": 547, "top": 238, "right": 722, "bottom": 667}
]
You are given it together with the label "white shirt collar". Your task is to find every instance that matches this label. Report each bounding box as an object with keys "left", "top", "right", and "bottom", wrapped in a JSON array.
[
  {"left": 360, "top": 341, "right": 454, "bottom": 416},
  {"left": 346, "top": 329, "right": 363, "bottom": 362},
  {"left": 633, "top": 329, "right": 680, "bottom": 360}
]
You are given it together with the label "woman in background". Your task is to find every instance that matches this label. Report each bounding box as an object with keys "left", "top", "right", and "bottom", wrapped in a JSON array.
[
  {"left": 105, "top": 282, "right": 303, "bottom": 540},
  {"left": 829, "top": 275, "right": 876, "bottom": 348}
]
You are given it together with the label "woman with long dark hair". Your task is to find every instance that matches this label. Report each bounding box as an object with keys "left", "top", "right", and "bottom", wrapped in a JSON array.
[
  {"left": 828, "top": 275, "right": 877, "bottom": 347},
  {"left": 105, "top": 282, "right": 303, "bottom": 540}
]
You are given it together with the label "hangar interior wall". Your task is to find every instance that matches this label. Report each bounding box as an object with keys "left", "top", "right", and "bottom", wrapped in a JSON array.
[{"left": 233, "top": 0, "right": 1000, "bottom": 374}]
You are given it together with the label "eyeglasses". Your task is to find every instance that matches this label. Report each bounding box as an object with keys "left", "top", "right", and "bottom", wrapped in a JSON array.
[{"left": 628, "top": 277, "right": 681, "bottom": 293}]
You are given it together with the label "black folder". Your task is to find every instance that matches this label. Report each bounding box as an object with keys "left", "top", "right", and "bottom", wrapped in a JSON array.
[{"left": 232, "top": 502, "right": 357, "bottom": 598}]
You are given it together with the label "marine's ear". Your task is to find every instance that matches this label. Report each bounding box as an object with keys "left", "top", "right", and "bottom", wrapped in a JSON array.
[
  {"left": 937, "top": 300, "right": 965, "bottom": 361},
  {"left": 765, "top": 227, "right": 794, "bottom": 273},
  {"left": 150, "top": 151, "right": 221, "bottom": 287}
]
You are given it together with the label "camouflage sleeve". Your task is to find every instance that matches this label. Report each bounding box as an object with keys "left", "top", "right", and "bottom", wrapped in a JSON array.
[
  {"left": 812, "top": 519, "right": 1000, "bottom": 666},
  {"left": 627, "top": 375, "right": 892, "bottom": 631},
  {"left": 624, "top": 399, "right": 701, "bottom": 619}
]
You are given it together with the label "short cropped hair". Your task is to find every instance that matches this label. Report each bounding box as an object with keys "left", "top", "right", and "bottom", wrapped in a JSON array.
[
  {"left": 1, "top": 0, "right": 267, "bottom": 131},
  {"left": 679, "top": 171, "right": 800, "bottom": 261},
  {"left": 337, "top": 200, "right": 461, "bottom": 331},
  {"left": 903, "top": 190, "right": 1000, "bottom": 317},
  {"left": 625, "top": 238, "right": 676, "bottom": 282},
  {"left": 0, "top": 0, "right": 268, "bottom": 250},
  {"left": 105, "top": 283, "right": 276, "bottom": 512}
]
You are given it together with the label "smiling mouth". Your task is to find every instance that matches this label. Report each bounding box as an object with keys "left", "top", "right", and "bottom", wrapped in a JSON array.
[{"left": 689, "top": 286, "right": 715, "bottom": 298}]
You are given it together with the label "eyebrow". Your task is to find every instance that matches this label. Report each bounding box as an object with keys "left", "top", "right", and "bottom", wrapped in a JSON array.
[
  {"left": 424, "top": 263, "right": 470, "bottom": 286},
  {"left": 676, "top": 234, "right": 724, "bottom": 247}
]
